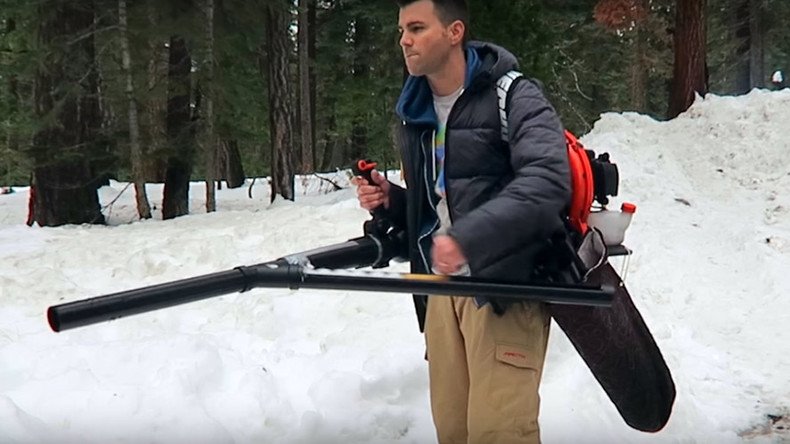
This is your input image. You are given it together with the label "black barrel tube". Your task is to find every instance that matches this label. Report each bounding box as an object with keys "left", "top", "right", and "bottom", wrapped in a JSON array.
[
  {"left": 47, "top": 236, "right": 612, "bottom": 332},
  {"left": 298, "top": 271, "right": 613, "bottom": 307},
  {"left": 47, "top": 263, "right": 307, "bottom": 332},
  {"left": 280, "top": 237, "right": 381, "bottom": 269},
  {"left": 46, "top": 237, "right": 379, "bottom": 333},
  {"left": 47, "top": 269, "right": 252, "bottom": 332}
]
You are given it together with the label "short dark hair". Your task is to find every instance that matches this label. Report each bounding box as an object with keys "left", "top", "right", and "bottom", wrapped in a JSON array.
[{"left": 396, "top": 0, "right": 470, "bottom": 39}]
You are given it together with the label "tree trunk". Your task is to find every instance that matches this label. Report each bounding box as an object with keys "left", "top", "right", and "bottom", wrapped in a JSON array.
[
  {"left": 629, "top": 0, "right": 649, "bottom": 112},
  {"left": 320, "top": 100, "right": 340, "bottom": 171},
  {"left": 265, "top": 2, "right": 295, "bottom": 202},
  {"left": 298, "top": 0, "right": 316, "bottom": 173},
  {"left": 203, "top": 0, "right": 217, "bottom": 212},
  {"left": 734, "top": 0, "right": 766, "bottom": 92},
  {"left": 748, "top": 0, "right": 764, "bottom": 88},
  {"left": 629, "top": 28, "right": 648, "bottom": 112},
  {"left": 142, "top": 7, "right": 168, "bottom": 183},
  {"left": 734, "top": 0, "right": 752, "bottom": 94},
  {"left": 30, "top": 0, "right": 104, "bottom": 226},
  {"left": 162, "top": 36, "right": 193, "bottom": 219},
  {"left": 91, "top": 5, "right": 116, "bottom": 190},
  {"left": 119, "top": 0, "right": 152, "bottom": 220},
  {"left": 349, "top": 14, "right": 370, "bottom": 165},
  {"left": 309, "top": 3, "right": 317, "bottom": 169},
  {"left": 217, "top": 139, "right": 245, "bottom": 188},
  {"left": 667, "top": 0, "right": 707, "bottom": 119},
  {"left": 4, "top": 19, "right": 20, "bottom": 186},
  {"left": 5, "top": 74, "right": 19, "bottom": 185}
]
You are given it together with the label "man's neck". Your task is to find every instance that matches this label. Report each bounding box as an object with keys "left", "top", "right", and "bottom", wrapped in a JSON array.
[{"left": 427, "top": 49, "right": 466, "bottom": 96}]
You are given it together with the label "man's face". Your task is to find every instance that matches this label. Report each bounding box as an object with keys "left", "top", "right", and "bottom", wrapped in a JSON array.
[{"left": 398, "top": 0, "right": 455, "bottom": 77}]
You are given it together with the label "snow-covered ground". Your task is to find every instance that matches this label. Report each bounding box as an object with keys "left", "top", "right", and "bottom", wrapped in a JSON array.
[{"left": 1, "top": 89, "right": 789, "bottom": 443}]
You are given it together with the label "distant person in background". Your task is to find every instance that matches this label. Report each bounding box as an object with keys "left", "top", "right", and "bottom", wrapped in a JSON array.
[{"left": 771, "top": 70, "right": 785, "bottom": 89}]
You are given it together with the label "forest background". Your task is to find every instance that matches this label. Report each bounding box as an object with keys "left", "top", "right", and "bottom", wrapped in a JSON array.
[{"left": 0, "top": 0, "right": 787, "bottom": 226}]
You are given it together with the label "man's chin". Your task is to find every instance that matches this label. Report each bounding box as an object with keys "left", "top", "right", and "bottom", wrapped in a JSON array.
[{"left": 405, "top": 65, "right": 423, "bottom": 77}]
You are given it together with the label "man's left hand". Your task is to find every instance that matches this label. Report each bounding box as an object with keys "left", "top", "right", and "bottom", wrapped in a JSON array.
[{"left": 431, "top": 235, "right": 468, "bottom": 275}]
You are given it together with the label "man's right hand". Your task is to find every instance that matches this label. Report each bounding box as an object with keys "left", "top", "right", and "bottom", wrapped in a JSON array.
[{"left": 352, "top": 169, "right": 390, "bottom": 211}]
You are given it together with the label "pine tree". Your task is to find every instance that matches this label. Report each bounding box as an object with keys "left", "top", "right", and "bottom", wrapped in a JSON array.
[
  {"left": 30, "top": 0, "right": 105, "bottom": 226},
  {"left": 668, "top": 0, "right": 707, "bottom": 118},
  {"left": 265, "top": 0, "right": 295, "bottom": 201}
]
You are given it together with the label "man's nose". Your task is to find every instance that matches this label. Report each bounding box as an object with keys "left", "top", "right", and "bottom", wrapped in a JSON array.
[{"left": 400, "top": 34, "right": 412, "bottom": 48}]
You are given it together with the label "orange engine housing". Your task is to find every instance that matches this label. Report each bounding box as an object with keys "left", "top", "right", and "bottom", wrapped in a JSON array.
[{"left": 565, "top": 130, "right": 594, "bottom": 234}]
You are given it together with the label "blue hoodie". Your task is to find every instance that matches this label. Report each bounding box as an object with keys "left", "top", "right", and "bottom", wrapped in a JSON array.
[{"left": 395, "top": 45, "right": 482, "bottom": 126}]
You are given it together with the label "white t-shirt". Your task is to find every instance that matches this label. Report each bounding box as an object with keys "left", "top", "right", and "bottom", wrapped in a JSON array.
[
  {"left": 431, "top": 86, "right": 469, "bottom": 276},
  {"left": 432, "top": 85, "right": 463, "bottom": 235},
  {"left": 433, "top": 86, "right": 463, "bottom": 126}
]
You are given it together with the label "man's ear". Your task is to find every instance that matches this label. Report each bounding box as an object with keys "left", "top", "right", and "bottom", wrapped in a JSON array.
[{"left": 448, "top": 20, "right": 465, "bottom": 46}]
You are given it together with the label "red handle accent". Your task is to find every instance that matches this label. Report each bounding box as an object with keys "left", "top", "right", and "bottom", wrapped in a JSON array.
[
  {"left": 352, "top": 159, "right": 387, "bottom": 220},
  {"left": 353, "top": 159, "right": 379, "bottom": 185},
  {"left": 356, "top": 160, "right": 377, "bottom": 173}
]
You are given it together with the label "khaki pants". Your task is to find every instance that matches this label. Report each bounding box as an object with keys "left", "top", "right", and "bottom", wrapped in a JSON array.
[{"left": 424, "top": 296, "right": 550, "bottom": 444}]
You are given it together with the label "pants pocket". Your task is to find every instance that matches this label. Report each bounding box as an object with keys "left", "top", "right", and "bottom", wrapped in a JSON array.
[
  {"left": 495, "top": 343, "right": 540, "bottom": 369},
  {"left": 475, "top": 343, "right": 541, "bottom": 438}
]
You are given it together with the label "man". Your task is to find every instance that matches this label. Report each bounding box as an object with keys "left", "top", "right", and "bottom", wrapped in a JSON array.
[{"left": 354, "top": 0, "right": 570, "bottom": 442}]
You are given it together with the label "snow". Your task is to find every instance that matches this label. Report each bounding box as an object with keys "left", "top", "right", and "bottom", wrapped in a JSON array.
[{"left": 1, "top": 89, "right": 790, "bottom": 443}]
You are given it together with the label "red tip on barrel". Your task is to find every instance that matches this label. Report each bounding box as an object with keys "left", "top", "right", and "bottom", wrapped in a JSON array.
[{"left": 47, "top": 307, "right": 61, "bottom": 332}]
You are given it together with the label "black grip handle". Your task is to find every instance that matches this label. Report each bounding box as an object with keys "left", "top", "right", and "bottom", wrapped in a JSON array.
[
  {"left": 352, "top": 159, "right": 387, "bottom": 219},
  {"left": 352, "top": 159, "right": 378, "bottom": 183}
]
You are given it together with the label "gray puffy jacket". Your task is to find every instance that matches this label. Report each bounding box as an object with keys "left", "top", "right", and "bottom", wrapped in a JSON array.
[{"left": 385, "top": 41, "right": 570, "bottom": 325}]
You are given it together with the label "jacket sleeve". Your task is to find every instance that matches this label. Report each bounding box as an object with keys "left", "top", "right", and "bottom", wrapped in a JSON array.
[{"left": 447, "top": 79, "right": 571, "bottom": 274}]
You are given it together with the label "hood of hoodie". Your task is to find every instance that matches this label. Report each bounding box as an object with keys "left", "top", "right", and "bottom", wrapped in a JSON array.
[{"left": 395, "top": 41, "right": 519, "bottom": 125}]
